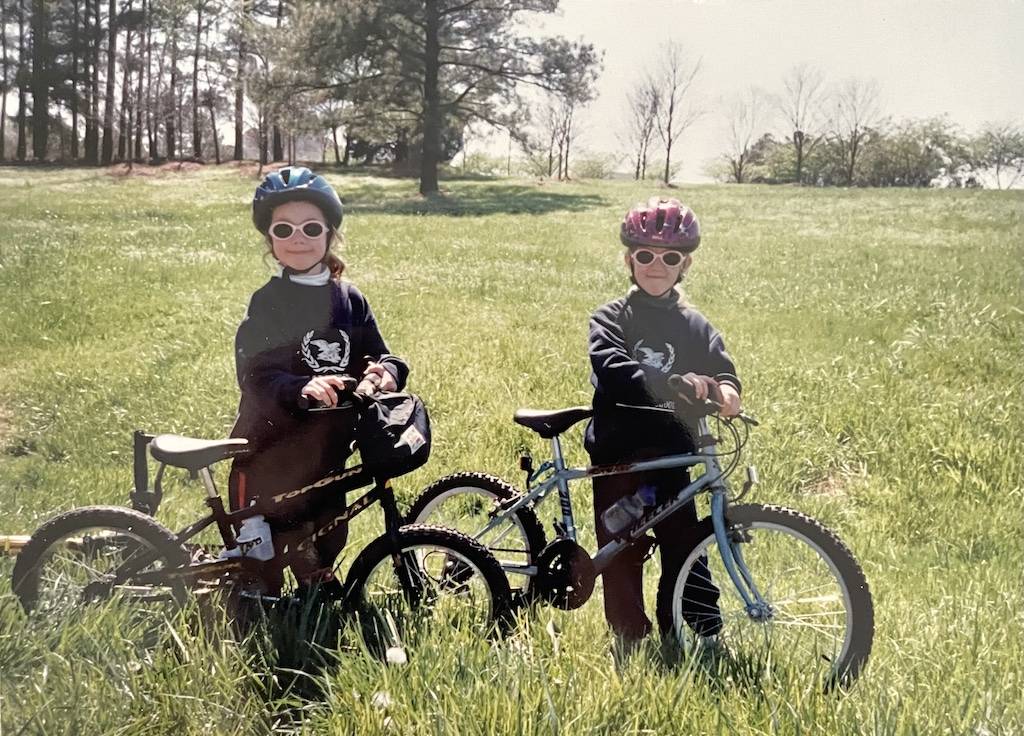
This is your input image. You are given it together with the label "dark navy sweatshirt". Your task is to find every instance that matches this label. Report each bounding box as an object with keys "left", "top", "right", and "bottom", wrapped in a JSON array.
[
  {"left": 228, "top": 274, "right": 407, "bottom": 495},
  {"left": 585, "top": 287, "right": 741, "bottom": 463}
]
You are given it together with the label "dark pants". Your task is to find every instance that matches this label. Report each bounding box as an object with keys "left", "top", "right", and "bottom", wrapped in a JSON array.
[
  {"left": 592, "top": 461, "right": 722, "bottom": 641},
  {"left": 229, "top": 446, "right": 350, "bottom": 589}
]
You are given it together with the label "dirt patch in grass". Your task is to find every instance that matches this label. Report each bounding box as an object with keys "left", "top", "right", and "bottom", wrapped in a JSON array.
[
  {"left": 806, "top": 462, "right": 868, "bottom": 498},
  {"left": 105, "top": 161, "right": 204, "bottom": 178}
]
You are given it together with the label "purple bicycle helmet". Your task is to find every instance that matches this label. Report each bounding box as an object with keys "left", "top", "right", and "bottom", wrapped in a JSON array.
[{"left": 620, "top": 196, "right": 700, "bottom": 252}]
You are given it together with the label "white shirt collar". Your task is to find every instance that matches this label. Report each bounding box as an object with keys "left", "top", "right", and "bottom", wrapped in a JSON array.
[{"left": 273, "top": 265, "right": 331, "bottom": 286}]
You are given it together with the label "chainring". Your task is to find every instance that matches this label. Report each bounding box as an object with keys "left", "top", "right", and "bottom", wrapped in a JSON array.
[{"left": 534, "top": 538, "right": 596, "bottom": 610}]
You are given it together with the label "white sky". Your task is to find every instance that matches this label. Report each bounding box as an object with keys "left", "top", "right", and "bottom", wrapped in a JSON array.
[{"left": 494, "top": 0, "right": 1024, "bottom": 181}]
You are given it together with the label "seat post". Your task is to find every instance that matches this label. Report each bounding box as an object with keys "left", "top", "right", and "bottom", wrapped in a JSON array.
[{"left": 198, "top": 467, "right": 219, "bottom": 499}]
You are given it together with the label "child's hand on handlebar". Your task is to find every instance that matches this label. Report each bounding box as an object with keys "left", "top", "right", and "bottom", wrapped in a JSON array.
[
  {"left": 670, "top": 373, "right": 741, "bottom": 417},
  {"left": 300, "top": 375, "right": 353, "bottom": 408},
  {"left": 357, "top": 363, "right": 397, "bottom": 396},
  {"left": 718, "top": 382, "right": 741, "bottom": 418},
  {"left": 674, "top": 373, "right": 720, "bottom": 403}
]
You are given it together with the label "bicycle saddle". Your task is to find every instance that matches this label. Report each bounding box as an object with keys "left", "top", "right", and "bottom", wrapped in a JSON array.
[
  {"left": 513, "top": 407, "right": 593, "bottom": 438},
  {"left": 149, "top": 434, "right": 251, "bottom": 471}
]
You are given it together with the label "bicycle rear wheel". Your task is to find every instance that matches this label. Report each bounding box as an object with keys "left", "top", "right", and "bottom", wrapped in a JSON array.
[
  {"left": 343, "top": 524, "right": 512, "bottom": 658},
  {"left": 12, "top": 506, "right": 190, "bottom": 617},
  {"left": 656, "top": 504, "right": 873, "bottom": 689}
]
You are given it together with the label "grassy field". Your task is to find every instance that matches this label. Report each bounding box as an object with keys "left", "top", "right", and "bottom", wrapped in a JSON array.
[{"left": 0, "top": 164, "right": 1022, "bottom": 735}]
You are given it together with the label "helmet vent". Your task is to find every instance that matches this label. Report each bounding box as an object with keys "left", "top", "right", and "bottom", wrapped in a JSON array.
[{"left": 655, "top": 210, "right": 665, "bottom": 232}]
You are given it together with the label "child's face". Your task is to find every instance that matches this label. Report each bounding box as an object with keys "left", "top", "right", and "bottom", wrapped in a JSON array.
[
  {"left": 624, "top": 246, "right": 690, "bottom": 297},
  {"left": 268, "top": 200, "right": 330, "bottom": 273}
]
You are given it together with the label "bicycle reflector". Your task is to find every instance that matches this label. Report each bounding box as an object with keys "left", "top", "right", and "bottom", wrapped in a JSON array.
[{"left": 742, "top": 466, "right": 759, "bottom": 495}]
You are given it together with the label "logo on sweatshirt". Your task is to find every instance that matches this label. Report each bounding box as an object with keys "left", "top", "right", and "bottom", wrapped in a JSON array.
[
  {"left": 633, "top": 340, "right": 675, "bottom": 373},
  {"left": 301, "top": 329, "right": 350, "bottom": 373}
]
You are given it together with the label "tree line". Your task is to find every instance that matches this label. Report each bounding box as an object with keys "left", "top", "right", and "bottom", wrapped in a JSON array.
[
  {"left": 706, "top": 66, "right": 1024, "bottom": 190},
  {"left": 3, "top": 1, "right": 1019, "bottom": 190},
  {"left": 0, "top": 0, "right": 601, "bottom": 194}
]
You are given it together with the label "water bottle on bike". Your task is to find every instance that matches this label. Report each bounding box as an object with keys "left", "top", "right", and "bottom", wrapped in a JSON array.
[
  {"left": 221, "top": 512, "right": 275, "bottom": 561},
  {"left": 601, "top": 484, "right": 657, "bottom": 536}
]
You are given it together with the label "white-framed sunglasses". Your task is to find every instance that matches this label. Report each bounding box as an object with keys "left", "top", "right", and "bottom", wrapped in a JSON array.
[
  {"left": 269, "top": 220, "right": 327, "bottom": 240},
  {"left": 630, "top": 248, "right": 685, "bottom": 267}
]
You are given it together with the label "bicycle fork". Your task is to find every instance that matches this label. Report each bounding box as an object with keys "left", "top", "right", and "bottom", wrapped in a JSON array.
[{"left": 710, "top": 490, "right": 773, "bottom": 621}]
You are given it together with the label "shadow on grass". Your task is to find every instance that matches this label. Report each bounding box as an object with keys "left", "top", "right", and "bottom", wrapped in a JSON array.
[{"left": 343, "top": 182, "right": 610, "bottom": 217}]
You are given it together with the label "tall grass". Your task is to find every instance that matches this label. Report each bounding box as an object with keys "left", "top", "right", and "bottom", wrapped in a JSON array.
[{"left": 1, "top": 166, "right": 1022, "bottom": 734}]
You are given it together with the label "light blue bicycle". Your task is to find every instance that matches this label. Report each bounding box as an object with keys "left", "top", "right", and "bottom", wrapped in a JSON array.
[{"left": 409, "top": 375, "right": 874, "bottom": 687}]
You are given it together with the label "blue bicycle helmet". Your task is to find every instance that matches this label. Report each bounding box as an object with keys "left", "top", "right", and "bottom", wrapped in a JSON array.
[{"left": 252, "top": 166, "right": 343, "bottom": 235}]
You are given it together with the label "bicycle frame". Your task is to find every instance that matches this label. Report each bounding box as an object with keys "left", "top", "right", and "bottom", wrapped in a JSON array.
[
  {"left": 123, "top": 434, "right": 409, "bottom": 593},
  {"left": 479, "top": 414, "right": 769, "bottom": 615}
]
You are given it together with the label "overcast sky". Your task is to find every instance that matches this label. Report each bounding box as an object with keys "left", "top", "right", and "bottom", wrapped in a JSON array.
[{"left": 500, "top": 0, "right": 1024, "bottom": 181}]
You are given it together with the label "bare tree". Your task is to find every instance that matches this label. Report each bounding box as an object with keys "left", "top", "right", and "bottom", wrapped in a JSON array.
[
  {"left": 974, "top": 121, "right": 1024, "bottom": 190},
  {"left": 721, "top": 86, "right": 770, "bottom": 184},
  {"left": 621, "top": 74, "right": 658, "bottom": 180},
  {"left": 829, "top": 77, "right": 883, "bottom": 186},
  {"left": 654, "top": 41, "right": 702, "bottom": 185},
  {"left": 778, "top": 63, "right": 826, "bottom": 184}
]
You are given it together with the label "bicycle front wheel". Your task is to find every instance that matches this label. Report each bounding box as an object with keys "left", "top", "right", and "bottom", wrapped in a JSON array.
[
  {"left": 12, "top": 506, "right": 190, "bottom": 618},
  {"left": 656, "top": 504, "right": 873, "bottom": 688},
  {"left": 407, "top": 472, "right": 546, "bottom": 599},
  {"left": 343, "top": 524, "right": 512, "bottom": 657}
]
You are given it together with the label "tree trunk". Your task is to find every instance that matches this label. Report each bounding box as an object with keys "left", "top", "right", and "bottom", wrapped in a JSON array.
[
  {"left": 271, "top": 124, "right": 282, "bottom": 162},
  {"left": 208, "top": 104, "right": 220, "bottom": 163},
  {"left": 70, "top": 0, "right": 80, "bottom": 159},
  {"left": 258, "top": 106, "right": 267, "bottom": 164},
  {"left": 166, "top": 29, "right": 178, "bottom": 159},
  {"left": 30, "top": 0, "right": 48, "bottom": 160},
  {"left": 86, "top": 0, "right": 100, "bottom": 163},
  {"left": 268, "top": 0, "right": 285, "bottom": 162},
  {"left": 232, "top": 0, "right": 246, "bottom": 160},
  {"left": 146, "top": 0, "right": 155, "bottom": 160},
  {"left": 793, "top": 130, "right": 804, "bottom": 185},
  {"left": 563, "top": 110, "right": 573, "bottom": 180},
  {"left": 846, "top": 129, "right": 859, "bottom": 186},
  {"left": 418, "top": 0, "right": 441, "bottom": 195},
  {"left": 0, "top": 0, "right": 8, "bottom": 160},
  {"left": 331, "top": 126, "right": 340, "bottom": 164},
  {"left": 16, "top": 0, "right": 27, "bottom": 160},
  {"left": 100, "top": 0, "right": 116, "bottom": 164},
  {"left": 663, "top": 92, "right": 676, "bottom": 184},
  {"left": 191, "top": 0, "right": 202, "bottom": 158},
  {"left": 133, "top": 0, "right": 145, "bottom": 161},
  {"left": 117, "top": 1, "right": 134, "bottom": 162},
  {"left": 342, "top": 130, "right": 352, "bottom": 166}
]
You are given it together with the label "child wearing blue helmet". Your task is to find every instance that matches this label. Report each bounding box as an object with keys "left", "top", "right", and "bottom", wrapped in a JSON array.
[{"left": 228, "top": 166, "right": 407, "bottom": 590}]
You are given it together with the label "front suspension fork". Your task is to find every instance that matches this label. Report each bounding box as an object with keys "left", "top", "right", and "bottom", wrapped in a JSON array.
[{"left": 711, "top": 491, "right": 772, "bottom": 620}]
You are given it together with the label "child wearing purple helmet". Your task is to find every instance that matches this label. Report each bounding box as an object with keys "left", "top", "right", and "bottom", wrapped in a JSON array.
[{"left": 586, "top": 196, "right": 741, "bottom": 645}]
